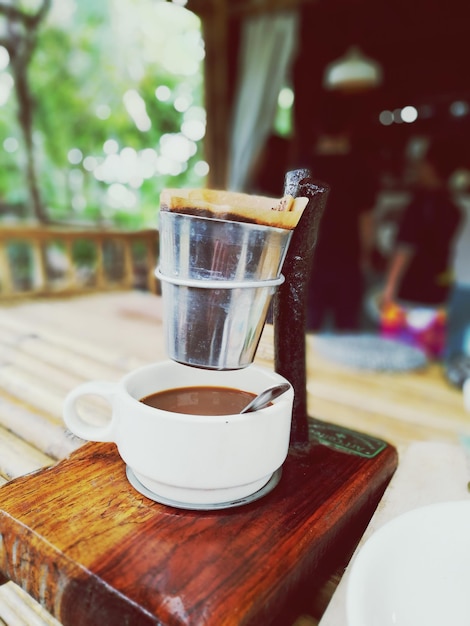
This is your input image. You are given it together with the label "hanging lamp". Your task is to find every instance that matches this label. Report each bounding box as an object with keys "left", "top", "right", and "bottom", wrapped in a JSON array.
[{"left": 323, "top": 46, "right": 383, "bottom": 92}]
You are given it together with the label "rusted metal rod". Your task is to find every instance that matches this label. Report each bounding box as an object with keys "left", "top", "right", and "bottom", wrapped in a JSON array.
[{"left": 273, "top": 170, "right": 329, "bottom": 447}]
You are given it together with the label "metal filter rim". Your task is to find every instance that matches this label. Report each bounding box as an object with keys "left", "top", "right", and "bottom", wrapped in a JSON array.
[{"left": 155, "top": 267, "right": 285, "bottom": 290}]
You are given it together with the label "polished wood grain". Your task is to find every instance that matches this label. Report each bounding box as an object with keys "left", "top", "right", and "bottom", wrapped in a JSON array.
[{"left": 0, "top": 436, "right": 396, "bottom": 626}]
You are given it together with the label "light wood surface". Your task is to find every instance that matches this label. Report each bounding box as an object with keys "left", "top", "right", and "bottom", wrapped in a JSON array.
[
  {"left": 304, "top": 335, "right": 469, "bottom": 449},
  {"left": 3, "top": 290, "right": 467, "bottom": 456},
  {"left": 0, "top": 291, "right": 467, "bottom": 625}
]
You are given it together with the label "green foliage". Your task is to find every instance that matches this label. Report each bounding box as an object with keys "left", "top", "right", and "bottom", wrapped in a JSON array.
[{"left": 0, "top": 0, "right": 206, "bottom": 227}]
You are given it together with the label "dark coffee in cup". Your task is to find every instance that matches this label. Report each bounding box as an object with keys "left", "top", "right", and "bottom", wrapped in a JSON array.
[{"left": 140, "top": 386, "right": 256, "bottom": 416}]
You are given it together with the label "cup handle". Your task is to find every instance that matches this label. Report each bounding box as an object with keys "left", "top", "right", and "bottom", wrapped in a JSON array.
[{"left": 63, "top": 381, "right": 118, "bottom": 442}]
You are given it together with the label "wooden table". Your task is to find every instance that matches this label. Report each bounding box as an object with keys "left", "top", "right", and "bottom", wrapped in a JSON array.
[{"left": 0, "top": 291, "right": 467, "bottom": 625}]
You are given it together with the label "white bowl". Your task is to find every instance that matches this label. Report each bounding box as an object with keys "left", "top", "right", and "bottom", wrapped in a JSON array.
[{"left": 346, "top": 500, "right": 470, "bottom": 626}]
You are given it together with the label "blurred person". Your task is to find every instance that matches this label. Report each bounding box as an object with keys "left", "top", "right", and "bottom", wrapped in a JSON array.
[
  {"left": 444, "top": 189, "right": 470, "bottom": 379},
  {"left": 305, "top": 119, "right": 380, "bottom": 332},
  {"left": 380, "top": 136, "right": 464, "bottom": 358}
]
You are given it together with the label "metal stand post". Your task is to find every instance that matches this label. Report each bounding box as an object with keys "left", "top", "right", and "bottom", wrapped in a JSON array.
[{"left": 273, "top": 170, "right": 329, "bottom": 447}]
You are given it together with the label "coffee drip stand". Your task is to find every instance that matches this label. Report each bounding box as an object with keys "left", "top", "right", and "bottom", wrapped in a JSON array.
[{"left": 0, "top": 169, "right": 399, "bottom": 625}]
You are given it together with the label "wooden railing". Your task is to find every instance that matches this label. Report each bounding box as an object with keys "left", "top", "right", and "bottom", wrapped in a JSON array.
[{"left": 0, "top": 223, "right": 159, "bottom": 299}]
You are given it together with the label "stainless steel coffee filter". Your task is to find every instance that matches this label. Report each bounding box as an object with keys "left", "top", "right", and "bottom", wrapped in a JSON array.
[
  {"left": 159, "top": 211, "right": 292, "bottom": 281},
  {"left": 157, "top": 270, "right": 284, "bottom": 370}
]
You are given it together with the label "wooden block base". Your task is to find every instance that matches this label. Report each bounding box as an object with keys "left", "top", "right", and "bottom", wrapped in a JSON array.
[{"left": 0, "top": 420, "right": 397, "bottom": 625}]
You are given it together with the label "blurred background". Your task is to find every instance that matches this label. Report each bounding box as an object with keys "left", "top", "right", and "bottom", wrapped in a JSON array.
[
  {"left": 1, "top": 0, "right": 469, "bottom": 320},
  {"left": 2, "top": 0, "right": 469, "bottom": 224}
]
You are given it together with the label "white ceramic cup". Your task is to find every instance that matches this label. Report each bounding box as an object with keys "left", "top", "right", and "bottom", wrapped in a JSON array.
[{"left": 63, "top": 360, "right": 294, "bottom": 507}]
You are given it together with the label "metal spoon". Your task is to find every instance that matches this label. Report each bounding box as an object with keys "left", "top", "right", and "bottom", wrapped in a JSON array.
[{"left": 239, "top": 383, "right": 291, "bottom": 414}]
